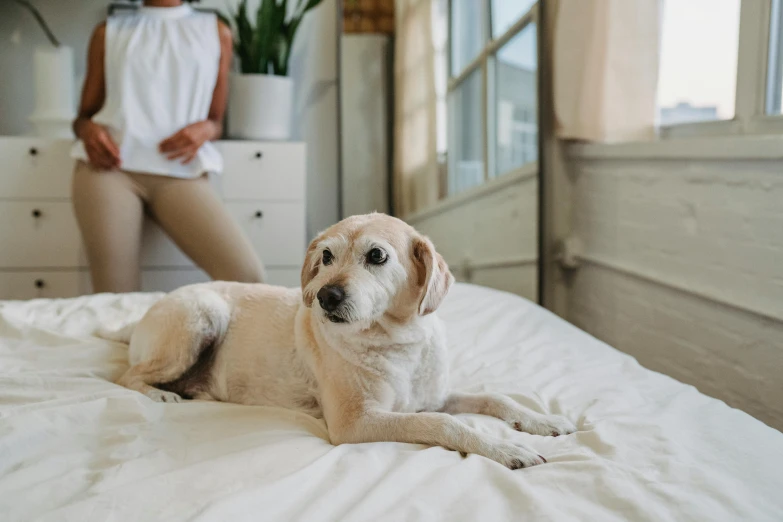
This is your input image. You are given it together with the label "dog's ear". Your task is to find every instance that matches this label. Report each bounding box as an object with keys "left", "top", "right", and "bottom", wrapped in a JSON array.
[
  {"left": 412, "top": 235, "right": 454, "bottom": 316},
  {"left": 300, "top": 234, "right": 323, "bottom": 307}
]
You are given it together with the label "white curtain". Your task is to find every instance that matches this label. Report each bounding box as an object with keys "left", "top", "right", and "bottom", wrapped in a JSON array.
[{"left": 552, "top": 0, "right": 662, "bottom": 143}]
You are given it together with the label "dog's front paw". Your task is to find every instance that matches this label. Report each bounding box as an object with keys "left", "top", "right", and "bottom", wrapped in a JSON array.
[
  {"left": 146, "top": 389, "right": 182, "bottom": 403},
  {"left": 510, "top": 415, "right": 577, "bottom": 437},
  {"left": 481, "top": 441, "right": 547, "bottom": 470}
]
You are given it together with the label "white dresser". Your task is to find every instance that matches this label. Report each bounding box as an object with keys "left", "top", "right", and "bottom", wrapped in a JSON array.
[{"left": 0, "top": 136, "right": 306, "bottom": 299}]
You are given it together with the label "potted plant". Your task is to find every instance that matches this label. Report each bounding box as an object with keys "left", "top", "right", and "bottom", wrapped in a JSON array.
[
  {"left": 225, "top": 0, "right": 325, "bottom": 140},
  {"left": 13, "top": 0, "right": 74, "bottom": 138}
]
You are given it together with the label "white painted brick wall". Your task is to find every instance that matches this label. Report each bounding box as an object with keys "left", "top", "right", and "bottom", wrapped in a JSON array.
[
  {"left": 407, "top": 174, "right": 539, "bottom": 301},
  {"left": 569, "top": 155, "right": 783, "bottom": 431}
]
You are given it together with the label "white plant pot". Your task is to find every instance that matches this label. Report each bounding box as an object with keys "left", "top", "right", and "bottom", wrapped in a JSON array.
[
  {"left": 228, "top": 74, "right": 293, "bottom": 140},
  {"left": 30, "top": 46, "right": 75, "bottom": 138}
]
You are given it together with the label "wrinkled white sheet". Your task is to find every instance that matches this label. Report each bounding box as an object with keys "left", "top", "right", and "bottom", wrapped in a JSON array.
[{"left": 0, "top": 284, "right": 781, "bottom": 521}]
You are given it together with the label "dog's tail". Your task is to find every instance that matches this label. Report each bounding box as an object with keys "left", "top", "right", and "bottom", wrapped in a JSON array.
[{"left": 95, "top": 321, "right": 138, "bottom": 344}]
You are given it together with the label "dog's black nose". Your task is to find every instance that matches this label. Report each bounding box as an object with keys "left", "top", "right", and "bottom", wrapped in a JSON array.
[{"left": 317, "top": 285, "right": 345, "bottom": 312}]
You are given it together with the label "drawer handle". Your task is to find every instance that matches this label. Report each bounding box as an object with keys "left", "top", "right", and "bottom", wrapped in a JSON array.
[
  {"left": 29, "top": 147, "right": 38, "bottom": 156},
  {"left": 35, "top": 279, "right": 45, "bottom": 289},
  {"left": 32, "top": 209, "right": 42, "bottom": 218},
  {"left": 254, "top": 210, "right": 263, "bottom": 219},
  {"left": 254, "top": 151, "right": 263, "bottom": 159}
]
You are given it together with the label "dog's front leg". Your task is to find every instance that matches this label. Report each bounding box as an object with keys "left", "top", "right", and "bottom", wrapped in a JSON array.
[
  {"left": 329, "top": 410, "right": 546, "bottom": 469},
  {"left": 439, "top": 392, "right": 577, "bottom": 437}
]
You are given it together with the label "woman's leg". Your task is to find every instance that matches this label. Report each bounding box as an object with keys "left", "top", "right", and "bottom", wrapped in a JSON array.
[
  {"left": 147, "top": 175, "right": 264, "bottom": 283},
  {"left": 72, "top": 161, "right": 144, "bottom": 293}
]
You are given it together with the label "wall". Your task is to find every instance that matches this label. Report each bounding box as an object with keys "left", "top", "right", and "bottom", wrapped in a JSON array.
[
  {"left": 406, "top": 167, "right": 538, "bottom": 302},
  {"left": 1, "top": 0, "right": 339, "bottom": 237},
  {"left": 567, "top": 140, "right": 783, "bottom": 430}
]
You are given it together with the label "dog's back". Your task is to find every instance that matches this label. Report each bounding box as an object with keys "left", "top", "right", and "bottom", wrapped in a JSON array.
[{"left": 121, "top": 282, "right": 318, "bottom": 412}]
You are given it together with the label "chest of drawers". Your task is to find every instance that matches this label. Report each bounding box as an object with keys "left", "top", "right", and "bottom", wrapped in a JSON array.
[{"left": 0, "top": 136, "right": 306, "bottom": 299}]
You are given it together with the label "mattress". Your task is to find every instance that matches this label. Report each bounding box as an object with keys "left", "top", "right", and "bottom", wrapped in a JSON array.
[{"left": 0, "top": 283, "right": 781, "bottom": 521}]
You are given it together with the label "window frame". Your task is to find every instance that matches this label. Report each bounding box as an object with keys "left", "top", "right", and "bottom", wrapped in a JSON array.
[
  {"left": 446, "top": 0, "right": 538, "bottom": 195},
  {"left": 661, "top": 0, "right": 783, "bottom": 139}
]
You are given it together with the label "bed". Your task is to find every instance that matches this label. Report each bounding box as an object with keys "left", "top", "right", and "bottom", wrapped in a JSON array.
[{"left": 1, "top": 283, "right": 781, "bottom": 521}]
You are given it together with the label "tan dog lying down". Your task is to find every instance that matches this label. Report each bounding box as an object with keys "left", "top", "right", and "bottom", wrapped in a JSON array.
[{"left": 114, "top": 213, "right": 576, "bottom": 469}]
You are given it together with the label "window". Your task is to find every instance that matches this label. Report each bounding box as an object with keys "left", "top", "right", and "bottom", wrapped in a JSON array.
[
  {"left": 491, "top": 0, "right": 536, "bottom": 38},
  {"left": 450, "top": 1, "right": 486, "bottom": 73},
  {"left": 446, "top": 0, "right": 537, "bottom": 196},
  {"left": 448, "top": 70, "right": 484, "bottom": 193},
  {"left": 767, "top": 0, "right": 783, "bottom": 113},
  {"left": 657, "top": 0, "right": 740, "bottom": 126},
  {"left": 659, "top": 0, "right": 783, "bottom": 137},
  {"left": 494, "top": 23, "right": 537, "bottom": 176}
]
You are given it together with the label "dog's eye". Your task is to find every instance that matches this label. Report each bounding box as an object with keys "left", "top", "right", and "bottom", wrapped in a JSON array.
[
  {"left": 366, "top": 248, "right": 387, "bottom": 265},
  {"left": 322, "top": 250, "right": 333, "bottom": 266}
]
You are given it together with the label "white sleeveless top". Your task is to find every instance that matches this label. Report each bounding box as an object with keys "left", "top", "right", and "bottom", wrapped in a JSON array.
[{"left": 72, "top": 4, "right": 223, "bottom": 177}]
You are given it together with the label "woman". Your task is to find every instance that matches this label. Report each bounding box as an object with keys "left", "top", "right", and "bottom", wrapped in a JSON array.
[{"left": 71, "top": 0, "right": 264, "bottom": 293}]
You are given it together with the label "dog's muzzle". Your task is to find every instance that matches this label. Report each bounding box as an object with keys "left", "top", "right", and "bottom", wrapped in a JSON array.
[{"left": 317, "top": 285, "right": 347, "bottom": 323}]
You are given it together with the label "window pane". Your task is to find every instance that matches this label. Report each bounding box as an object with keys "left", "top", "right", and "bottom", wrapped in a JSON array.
[
  {"left": 448, "top": 70, "right": 483, "bottom": 194},
  {"left": 767, "top": 0, "right": 783, "bottom": 114},
  {"left": 494, "top": 23, "right": 537, "bottom": 176},
  {"left": 450, "top": 0, "right": 486, "bottom": 74},
  {"left": 657, "top": 0, "right": 739, "bottom": 125},
  {"left": 491, "top": 0, "right": 535, "bottom": 38}
]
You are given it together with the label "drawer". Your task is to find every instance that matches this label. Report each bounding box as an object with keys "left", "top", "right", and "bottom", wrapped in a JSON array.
[
  {"left": 0, "top": 200, "right": 302, "bottom": 270},
  {"left": 141, "top": 269, "right": 210, "bottom": 292},
  {"left": 0, "top": 201, "right": 198, "bottom": 269},
  {"left": 265, "top": 267, "right": 300, "bottom": 288},
  {"left": 140, "top": 219, "right": 195, "bottom": 268},
  {"left": 0, "top": 271, "right": 87, "bottom": 300},
  {"left": 0, "top": 267, "right": 302, "bottom": 300},
  {"left": 215, "top": 142, "right": 305, "bottom": 201},
  {"left": 0, "top": 137, "right": 74, "bottom": 199},
  {"left": 0, "top": 202, "right": 85, "bottom": 268},
  {"left": 226, "top": 202, "right": 306, "bottom": 266},
  {"left": 140, "top": 267, "right": 301, "bottom": 292}
]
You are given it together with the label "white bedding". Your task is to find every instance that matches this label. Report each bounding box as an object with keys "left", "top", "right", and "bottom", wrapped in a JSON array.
[{"left": 0, "top": 284, "right": 781, "bottom": 521}]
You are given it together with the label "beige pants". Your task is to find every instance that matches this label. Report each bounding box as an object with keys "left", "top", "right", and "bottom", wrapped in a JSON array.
[{"left": 72, "top": 161, "right": 264, "bottom": 293}]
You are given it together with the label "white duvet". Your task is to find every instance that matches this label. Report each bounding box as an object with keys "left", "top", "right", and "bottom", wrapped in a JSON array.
[{"left": 0, "top": 284, "right": 781, "bottom": 521}]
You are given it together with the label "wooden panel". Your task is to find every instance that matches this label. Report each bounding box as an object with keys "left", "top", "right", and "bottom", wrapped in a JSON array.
[
  {"left": 343, "top": 0, "right": 395, "bottom": 34},
  {"left": 469, "top": 265, "right": 538, "bottom": 302},
  {"left": 407, "top": 174, "right": 539, "bottom": 301},
  {"left": 409, "top": 177, "right": 538, "bottom": 261}
]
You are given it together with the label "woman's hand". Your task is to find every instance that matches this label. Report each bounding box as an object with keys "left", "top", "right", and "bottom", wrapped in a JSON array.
[
  {"left": 159, "top": 120, "right": 221, "bottom": 165},
  {"left": 79, "top": 120, "right": 121, "bottom": 170}
]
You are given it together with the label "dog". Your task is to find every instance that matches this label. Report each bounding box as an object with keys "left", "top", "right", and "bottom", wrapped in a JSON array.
[{"left": 114, "top": 213, "right": 576, "bottom": 469}]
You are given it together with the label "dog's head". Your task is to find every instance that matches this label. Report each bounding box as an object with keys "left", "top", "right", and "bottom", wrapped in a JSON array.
[{"left": 300, "top": 213, "right": 454, "bottom": 327}]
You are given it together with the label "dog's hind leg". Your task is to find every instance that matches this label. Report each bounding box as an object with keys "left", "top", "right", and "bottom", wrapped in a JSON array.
[{"left": 116, "top": 290, "right": 230, "bottom": 403}]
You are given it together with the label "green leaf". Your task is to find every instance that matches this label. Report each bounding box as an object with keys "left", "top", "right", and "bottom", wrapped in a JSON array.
[
  {"left": 255, "top": 0, "right": 287, "bottom": 74},
  {"left": 234, "top": 0, "right": 259, "bottom": 73},
  {"left": 274, "top": 34, "right": 290, "bottom": 76},
  {"left": 228, "top": 0, "right": 322, "bottom": 76}
]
